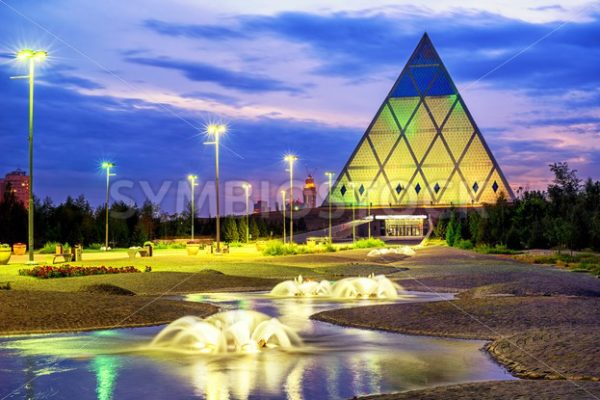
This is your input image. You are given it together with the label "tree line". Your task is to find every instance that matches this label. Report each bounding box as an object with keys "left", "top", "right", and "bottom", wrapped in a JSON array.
[
  {"left": 0, "top": 188, "right": 289, "bottom": 248},
  {"left": 438, "top": 163, "right": 600, "bottom": 252}
]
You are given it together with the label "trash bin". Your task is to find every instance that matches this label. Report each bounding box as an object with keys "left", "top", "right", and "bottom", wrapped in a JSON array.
[
  {"left": 74, "top": 245, "right": 83, "bottom": 262},
  {"left": 145, "top": 244, "right": 153, "bottom": 257}
]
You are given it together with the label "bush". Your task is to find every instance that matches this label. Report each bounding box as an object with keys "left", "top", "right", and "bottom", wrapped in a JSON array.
[
  {"left": 87, "top": 243, "right": 103, "bottom": 250},
  {"left": 474, "top": 244, "right": 520, "bottom": 255},
  {"left": 456, "top": 239, "right": 474, "bottom": 250},
  {"left": 39, "top": 242, "right": 71, "bottom": 254},
  {"left": 353, "top": 238, "right": 385, "bottom": 249},
  {"left": 153, "top": 241, "right": 186, "bottom": 250},
  {"left": 228, "top": 241, "right": 244, "bottom": 248},
  {"left": 262, "top": 240, "right": 298, "bottom": 256},
  {"left": 19, "top": 265, "right": 140, "bottom": 279}
]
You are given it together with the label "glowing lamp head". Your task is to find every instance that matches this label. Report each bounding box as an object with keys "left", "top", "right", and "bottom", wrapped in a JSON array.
[
  {"left": 242, "top": 183, "right": 251, "bottom": 189},
  {"left": 101, "top": 161, "right": 114, "bottom": 169},
  {"left": 188, "top": 174, "right": 198, "bottom": 181},
  {"left": 206, "top": 123, "right": 227, "bottom": 136},
  {"left": 280, "top": 190, "right": 286, "bottom": 197},
  {"left": 16, "top": 49, "right": 48, "bottom": 62},
  {"left": 284, "top": 154, "right": 298, "bottom": 163},
  {"left": 325, "top": 172, "right": 334, "bottom": 178}
]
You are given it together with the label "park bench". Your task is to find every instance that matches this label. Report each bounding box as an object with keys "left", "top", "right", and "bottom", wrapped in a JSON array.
[
  {"left": 306, "top": 237, "right": 330, "bottom": 245},
  {"left": 52, "top": 245, "right": 82, "bottom": 264}
]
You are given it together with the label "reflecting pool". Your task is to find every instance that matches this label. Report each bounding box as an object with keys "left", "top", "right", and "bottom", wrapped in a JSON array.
[{"left": 0, "top": 291, "right": 514, "bottom": 399}]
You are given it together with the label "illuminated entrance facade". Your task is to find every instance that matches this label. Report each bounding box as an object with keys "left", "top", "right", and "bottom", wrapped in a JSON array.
[{"left": 326, "top": 33, "right": 514, "bottom": 209}]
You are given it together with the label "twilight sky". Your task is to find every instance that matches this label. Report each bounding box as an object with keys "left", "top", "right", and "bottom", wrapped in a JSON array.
[{"left": 1, "top": 1, "right": 599, "bottom": 215}]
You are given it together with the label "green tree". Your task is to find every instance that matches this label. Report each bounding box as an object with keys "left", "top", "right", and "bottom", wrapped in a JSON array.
[
  {"left": 237, "top": 217, "right": 248, "bottom": 242},
  {"left": 222, "top": 216, "right": 239, "bottom": 242},
  {"left": 249, "top": 218, "right": 260, "bottom": 240}
]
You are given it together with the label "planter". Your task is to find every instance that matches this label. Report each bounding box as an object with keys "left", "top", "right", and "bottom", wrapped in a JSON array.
[
  {"left": 0, "top": 249, "right": 11, "bottom": 265},
  {"left": 13, "top": 243, "right": 26, "bottom": 255},
  {"left": 186, "top": 244, "right": 200, "bottom": 256}
]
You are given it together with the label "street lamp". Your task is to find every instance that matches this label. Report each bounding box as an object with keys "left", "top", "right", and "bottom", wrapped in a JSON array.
[
  {"left": 204, "top": 123, "right": 227, "bottom": 253},
  {"left": 284, "top": 154, "right": 297, "bottom": 244},
  {"left": 325, "top": 172, "right": 334, "bottom": 243},
  {"left": 281, "top": 190, "right": 286, "bottom": 244},
  {"left": 101, "top": 162, "right": 115, "bottom": 251},
  {"left": 12, "top": 49, "right": 48, "bottom": 264},
  {"left": 188, "top": 175, "right": 198, "bottom": 240},
  {"left": 349, "top": 182, "right": 356, "bottom": 243},
  {"left": 242, "top": 183, "right": 251, "bottom": 243}
]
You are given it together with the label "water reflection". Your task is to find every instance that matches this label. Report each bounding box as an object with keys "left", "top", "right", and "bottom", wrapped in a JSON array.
[{"left": 0, "top": 292, "right": 514, "bottom": 400}]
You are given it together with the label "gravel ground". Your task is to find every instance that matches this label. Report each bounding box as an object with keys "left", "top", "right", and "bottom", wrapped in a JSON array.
[
  {"left": 356, "top": 380, "right": 600, "bottom": 400},
  {"left": 0, "top": 290, "right": 218, "bottom": 335}
]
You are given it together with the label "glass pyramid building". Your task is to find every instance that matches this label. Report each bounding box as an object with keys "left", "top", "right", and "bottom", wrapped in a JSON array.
[{"left": 328, "top": 33, "right": 514, "bottom": 207}]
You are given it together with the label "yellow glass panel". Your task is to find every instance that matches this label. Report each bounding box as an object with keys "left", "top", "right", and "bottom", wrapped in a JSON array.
[
  {"left": 330, "top": 173, "right": 352, "bottom": 205},
  {"left": 459, "top": 134, "right": 494, "bottom": 197},
  {"left": 478, "top": 169, "right": 509, "bottom": 204},
  {"left": 347, "top": 167, "right": 379, "bottom": 196},
  {"left": 420, "top": 137, "right": 455, "bottom": 203},
  {"left": 388, "top": 97, "right": 420, "bottom": 129},
  {"left": 404, "top": 103, "right": 437, "bottom": 163},
  {"left": 442, "top": 99, "right": 474, "bottom": 160},
  {"left": 437, "top": 170, "right": 473, "bottom": 205},
  {"left": 384, "top": 137, "right": 417, "bottom": 187},
  {"left": 368, "top": 134, "right": 398, "bottom": 165},
  {"left": 371, "top": 103, "right": 399, "bottom": 132},
  {"left": 367, "top": 172, "right": 395, "bottom": 206},
  {"left": 348, "top": 139, "right": 378, "bottom": 167},
  {"left": 424, "top": 95, "right": 456, "bottom": 128},
  {"left": 401, "top": 172, "right": 434, "bottom": 206}
]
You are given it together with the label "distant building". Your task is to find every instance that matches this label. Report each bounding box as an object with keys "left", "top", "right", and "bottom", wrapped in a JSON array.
[
  {"left": 302, "top": 175, "right": 317, "bottom": 209},
  {"left": 253, "top": 200, "right": 269, "bottom": 214},
  {"left": 0, "top": 169, "right": 29, "bottom": 208}
]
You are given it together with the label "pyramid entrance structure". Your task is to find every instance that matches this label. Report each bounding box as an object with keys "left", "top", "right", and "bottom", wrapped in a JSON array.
[{"left": 324, "top": 33, "right": 514, "bottom": 239}]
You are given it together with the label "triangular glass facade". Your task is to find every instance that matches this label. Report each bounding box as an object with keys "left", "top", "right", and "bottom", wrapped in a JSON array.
[{"left": 328, "top": 33, "right": 514, "bottom": 207}]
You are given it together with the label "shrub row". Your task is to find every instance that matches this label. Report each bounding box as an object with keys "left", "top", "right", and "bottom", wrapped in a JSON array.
[{"left": 19, "top": 265, "right": 141, "bottom": 279}]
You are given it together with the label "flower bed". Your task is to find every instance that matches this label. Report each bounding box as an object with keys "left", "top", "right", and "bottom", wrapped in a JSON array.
[{"left": 19, "top": 265, "right": 141, "bottom": 279}]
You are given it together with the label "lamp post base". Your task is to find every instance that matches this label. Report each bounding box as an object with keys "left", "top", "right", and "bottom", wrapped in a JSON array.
[{"left": 25, "top": 260, "right": 38, "bottom": 265}]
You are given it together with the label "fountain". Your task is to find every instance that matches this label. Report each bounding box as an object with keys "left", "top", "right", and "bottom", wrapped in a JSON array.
[
  {"left": 270, "top": 275, "right": 332, "bottom": 297},
  {"left": 149, "top": 310, "right": 302, "bottom": 354},
  {"left": 269, "top": 274, "right": 402, "bottom": 299},
  {"left": 367, "top": 246, "right": 416, "bottom": 258}
]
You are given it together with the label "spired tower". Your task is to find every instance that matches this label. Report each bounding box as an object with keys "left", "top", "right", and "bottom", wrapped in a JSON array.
[{"left": 327, "top": 33, "right": 513, "bottom": 208}]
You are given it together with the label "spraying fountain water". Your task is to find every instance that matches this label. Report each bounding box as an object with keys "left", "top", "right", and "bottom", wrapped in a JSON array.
[
  {"left": 149, "top": 310, "right": 302, "bottom": 354},
  {"left": 270, "top": 275, "right": 332, "bottom": 297},
  {"left": 269, "top": 274, "right": 403, "bottom": 299}
]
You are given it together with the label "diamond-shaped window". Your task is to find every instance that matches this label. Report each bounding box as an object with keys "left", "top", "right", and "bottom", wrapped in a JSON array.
[
  {"left": 358, "top": 184, "right": 365, "bottom": 196},
  {"left": 434, "top": 183, "right": 441, "bottom": 193},
  {"left": 395, "top": 184, "right": 403, "bottom": 194},
  {"left": 340, "top": 185, "right": 347, "bottom": 196},
  {"left": 492, "top": 181, "right": 499, "bottom": 193},
  {"left": 415, "top": 183, "right": 421, "bottom": 194},
  {"left": 472, "top": 182, "right": 479, "bottom": 193}
]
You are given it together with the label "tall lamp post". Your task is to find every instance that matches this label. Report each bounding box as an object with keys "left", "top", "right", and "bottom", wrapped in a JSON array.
[
  {"left": 325, "top": 172, "right": 334, "bottom": 243},
  {"left": 349, "top": 182, "right": 356, "bottom": 243},
  {"left": 188, "top": 175, "right": 198, "bottom": 240},
  {"left": 281, "top": 190, "right": 286, "bottom": 244},
  {"left": 12, "top": 49, "right": 48, "bottom": 264},
  {"left": 101, "top": 162, "right": 115, "bottom": 251},
  {"left": 242, "top": 183, "right": 251, "bottom": 242},
  {"left": 204, "top": 124, "right": 227, "bottom": 253},
  {"left": 284, "top": 154, "right": 297, "bottom": 244}
]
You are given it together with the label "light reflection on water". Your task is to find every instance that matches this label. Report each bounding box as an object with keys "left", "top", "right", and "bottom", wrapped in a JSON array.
[{"left": 0, "top": 292, "right": 514, "bottom": 399}]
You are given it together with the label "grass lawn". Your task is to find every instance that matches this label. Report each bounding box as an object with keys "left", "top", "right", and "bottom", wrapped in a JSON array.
[{"left": 0, "top": 244, "right": 397, "bottom": 293}]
